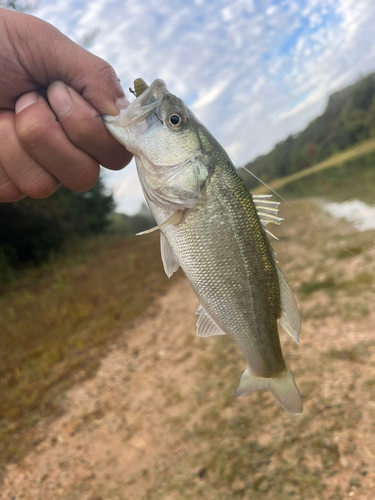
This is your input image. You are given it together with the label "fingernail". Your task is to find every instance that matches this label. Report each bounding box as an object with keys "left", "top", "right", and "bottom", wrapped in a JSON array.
[
  {"left": 116, "top": 96, "right": 131, "bottom": 111},
  {"left": 15, "top": 92, "right": 40, "bottom": 114},
  {"left": 48, "top": 81, "right": 73, "bottom": 118}
]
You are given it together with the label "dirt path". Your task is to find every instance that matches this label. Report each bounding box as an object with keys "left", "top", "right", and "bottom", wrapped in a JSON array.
[
  {"left": 2, "top": 277, "right": 202, "bottom": 500},
  {"left": 2, "top": 200, "right": 375, "bottom": 500}
]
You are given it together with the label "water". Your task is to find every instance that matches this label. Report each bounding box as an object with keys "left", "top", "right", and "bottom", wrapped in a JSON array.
[{"left": 318, "top": 199, "right": 375, "bottom": 231}]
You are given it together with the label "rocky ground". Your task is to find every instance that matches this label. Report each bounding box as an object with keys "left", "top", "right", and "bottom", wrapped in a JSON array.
[{"left": 2, "top": 199, "right": 375, "bottom": 500}]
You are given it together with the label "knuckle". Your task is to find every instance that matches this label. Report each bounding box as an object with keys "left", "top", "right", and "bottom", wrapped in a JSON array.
[
  {"left": 68, "top": 161, "right": 99, "bottom": 192},
  {"left": 0, "top": 182, "right": 24, "bottom": 203},
  {"left": 96, "top": 60, "right": 118, "bottom": 81},
  {"left": 70, "top": 120, "right": 92, "bottom": 144},
  {"left": 77, "top": 57, "right": 118, "bottom": 92},
  {"left": 0, "top": 111, "right": 15, "bottom": 139},
  {"left": 24, "top": 175, "right": 59, "bottom": 199},
  {"left": 17, "top": 116, "right": 51, "bottom": 151}
]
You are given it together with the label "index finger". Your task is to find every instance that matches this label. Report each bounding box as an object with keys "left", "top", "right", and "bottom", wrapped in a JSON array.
[{"left": 4, "top": 10, "right": 128, "bottom": 116}]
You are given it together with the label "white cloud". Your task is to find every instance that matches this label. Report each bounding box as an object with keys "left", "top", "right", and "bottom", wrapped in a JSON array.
[
  {"left": 102, "top": 160, "right": 146, "bottom": 216},
  {"left": 191, "top": 78, "right": 231, "bottom": 112},
  {"left": 31, "top": 0, "right": 375, "bottom": 214},
  {"left": 273, "top": 88, "right": 326, "bottom": 123}
]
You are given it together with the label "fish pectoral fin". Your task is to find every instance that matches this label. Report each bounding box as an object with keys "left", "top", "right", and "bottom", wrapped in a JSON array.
[
  {"left": 136, "top": 210, "right": 184, "bottom": 236},
  {"left": 160, "top": 232, "right": 180, "bottom": 278},
  {"left": 276, "top": 266, "right": 301, "bottom": 344},
  {"left": 196, "top": 305, "right": 226, "bottom": 337},
  {"left": 234, "top": 366, "right": 303, "bottom": 415}
]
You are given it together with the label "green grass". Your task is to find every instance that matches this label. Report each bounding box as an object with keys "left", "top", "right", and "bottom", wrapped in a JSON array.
[
  {"left": 0, "top": 232, "right": 176, "bottom": 470},
  {"left": 252, "top": 139, "right": 375, "bottom": 197},
  {"left": 336, "top": 246, "right": 363, "bottom": 259},
  {"left": 275, "top": 151, "right": 375, "bottom": 202},
  {"left": 299, "top": 279, "right": 336, "bottom": 296}
]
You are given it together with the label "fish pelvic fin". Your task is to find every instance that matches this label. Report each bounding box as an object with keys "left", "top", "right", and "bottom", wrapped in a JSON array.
[
  {"left": 160, "top": 232, "right": 180, "bottom": 278},
  {"left": 234, "top": 365, "right": 303, "bottom": 415}
]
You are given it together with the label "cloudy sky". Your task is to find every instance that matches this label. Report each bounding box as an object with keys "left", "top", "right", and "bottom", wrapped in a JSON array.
[{"left": 32, "top": 0, "right": 375, "bottom": 214}]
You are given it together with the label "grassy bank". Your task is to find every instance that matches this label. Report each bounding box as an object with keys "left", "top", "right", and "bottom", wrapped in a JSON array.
[
  {"left": 276, "top": 151, "right": 375, "bottom": 202},
  {"left": 252, "top": 139, "right": 375, "bottom": 199},
  {"left": 0, "top": 233, "right": 175, "bottom": 470}
]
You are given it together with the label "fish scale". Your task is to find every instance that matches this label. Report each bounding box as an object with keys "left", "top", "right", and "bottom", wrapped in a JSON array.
[
  {"left": 162, "top": 158, "right": 284, "bottom": 379},
  {"left": 104, "top": 79, "right": 303, "bottom": 415}
]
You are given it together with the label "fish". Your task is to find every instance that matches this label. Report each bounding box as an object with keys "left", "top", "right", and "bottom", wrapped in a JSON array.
[{"left": 104, "top": 79, "right": 303, "bottom": 415}]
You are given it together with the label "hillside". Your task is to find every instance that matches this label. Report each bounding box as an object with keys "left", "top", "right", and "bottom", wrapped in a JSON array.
[{"left": 239, "top": 72, "right": 375, "bottom": 189}]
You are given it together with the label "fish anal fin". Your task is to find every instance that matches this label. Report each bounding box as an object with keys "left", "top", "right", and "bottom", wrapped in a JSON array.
[
  {"left": 234, "top": 366, "right": 302, "bottom": 415},
  {"left": 196, "top": 305, "right": 226, "bottom": 337},
  {"left": 160, "top": 232, "right": 179, "bottom": 278},
  {"left": 276, "top": 266, "right": 301, "bottom": 344}
]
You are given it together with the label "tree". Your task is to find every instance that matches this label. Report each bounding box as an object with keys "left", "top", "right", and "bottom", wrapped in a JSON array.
[
  {"left": 0, "top": 178, "right": 115, "bottom": 271},
  {"left": 240, "top": 71, "right": 375, "bottom": 189}
]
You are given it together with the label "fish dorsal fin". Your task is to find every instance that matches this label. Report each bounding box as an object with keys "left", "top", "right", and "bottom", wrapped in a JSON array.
[
  {"left": 276, "top": 266, "right": 301, "bottom": 344},
  {"left": 252, "top": 194, "right": 283, "bottom": 226},
  {"left": 196, "top": 305, "right": 226, "bottom": 337},
  {"left": 160, "top": 232, "right": 180, "bottom": 278}
]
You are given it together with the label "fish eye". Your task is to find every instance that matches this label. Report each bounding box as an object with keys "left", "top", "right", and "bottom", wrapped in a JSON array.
[{"left": 168, "top": 113, "right": 185, "bottom": 127}]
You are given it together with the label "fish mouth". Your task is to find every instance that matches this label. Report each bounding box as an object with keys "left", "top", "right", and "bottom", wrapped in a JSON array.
[{"left": 104, "top": 79, "right": 168, "bottom": 129}]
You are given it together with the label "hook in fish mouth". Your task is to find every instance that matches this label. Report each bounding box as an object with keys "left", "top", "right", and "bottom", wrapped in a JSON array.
[
  {"left": 129, "top": 78, "right": 149, "bottom": 98},
  {"left": 104, "top": 80, "right": 168, "bottom": 130}
]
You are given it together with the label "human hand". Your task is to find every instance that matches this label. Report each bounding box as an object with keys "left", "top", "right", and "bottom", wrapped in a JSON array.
[{"left": 0, "top": 9, "right": 132, "bottom": 202}]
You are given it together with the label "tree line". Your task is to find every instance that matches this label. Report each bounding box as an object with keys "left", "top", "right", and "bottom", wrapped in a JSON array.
[
  {"left": 0, "top": 180, "right": 113, "bottom": 270},
  {"left": 239, "top": 72, "right": 375, "bottom": 189},
  {"left": 0, "top": 178, "right": 155, "bottom": 281}
]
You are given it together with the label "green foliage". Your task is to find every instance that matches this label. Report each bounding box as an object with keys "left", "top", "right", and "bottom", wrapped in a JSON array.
[
  {"left": 299, "top": 279, "right": 336, "bottom": 296},
  {"left": 107, "top": 204, "right": 155, "bottom": 237},
  {"left": 0, "top": 178, "right": 114, "bottom": 274},
  {"left": 240, "top": 72, "right": 375, "bottom": 188}
]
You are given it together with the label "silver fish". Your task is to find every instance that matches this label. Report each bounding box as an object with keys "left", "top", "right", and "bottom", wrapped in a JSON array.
[{"left": 104, "top": 80, "right": 302, "bottom": 414}]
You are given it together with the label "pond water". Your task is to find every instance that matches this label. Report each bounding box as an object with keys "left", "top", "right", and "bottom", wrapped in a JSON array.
[{"left": 318, "top": 199, "right": 375, "bottom": 231}]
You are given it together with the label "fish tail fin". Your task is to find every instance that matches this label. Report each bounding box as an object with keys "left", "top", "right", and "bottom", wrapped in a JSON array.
[{"left": 234, "top": 365, "right": 303, "bottom": 415}]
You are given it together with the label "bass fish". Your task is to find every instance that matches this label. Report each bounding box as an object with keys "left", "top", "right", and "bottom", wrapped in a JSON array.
[{"left": 104, "top": 79, "right": 302, "bottom": 414}]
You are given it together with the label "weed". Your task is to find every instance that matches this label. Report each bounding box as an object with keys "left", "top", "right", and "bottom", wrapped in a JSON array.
[
  {"left": 336, "top": 246, "right": 363, "bottom": 259},
  {"left": 326, "top": 344, "right": 369, "bottom": 362},
  {"left": 299, "top": 279, "right": 336, "bottom": 296}
]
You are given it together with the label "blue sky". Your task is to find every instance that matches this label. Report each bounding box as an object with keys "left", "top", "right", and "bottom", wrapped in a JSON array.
[{"left": 32, "top": 0, "right": 375, "bottom": 214}]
